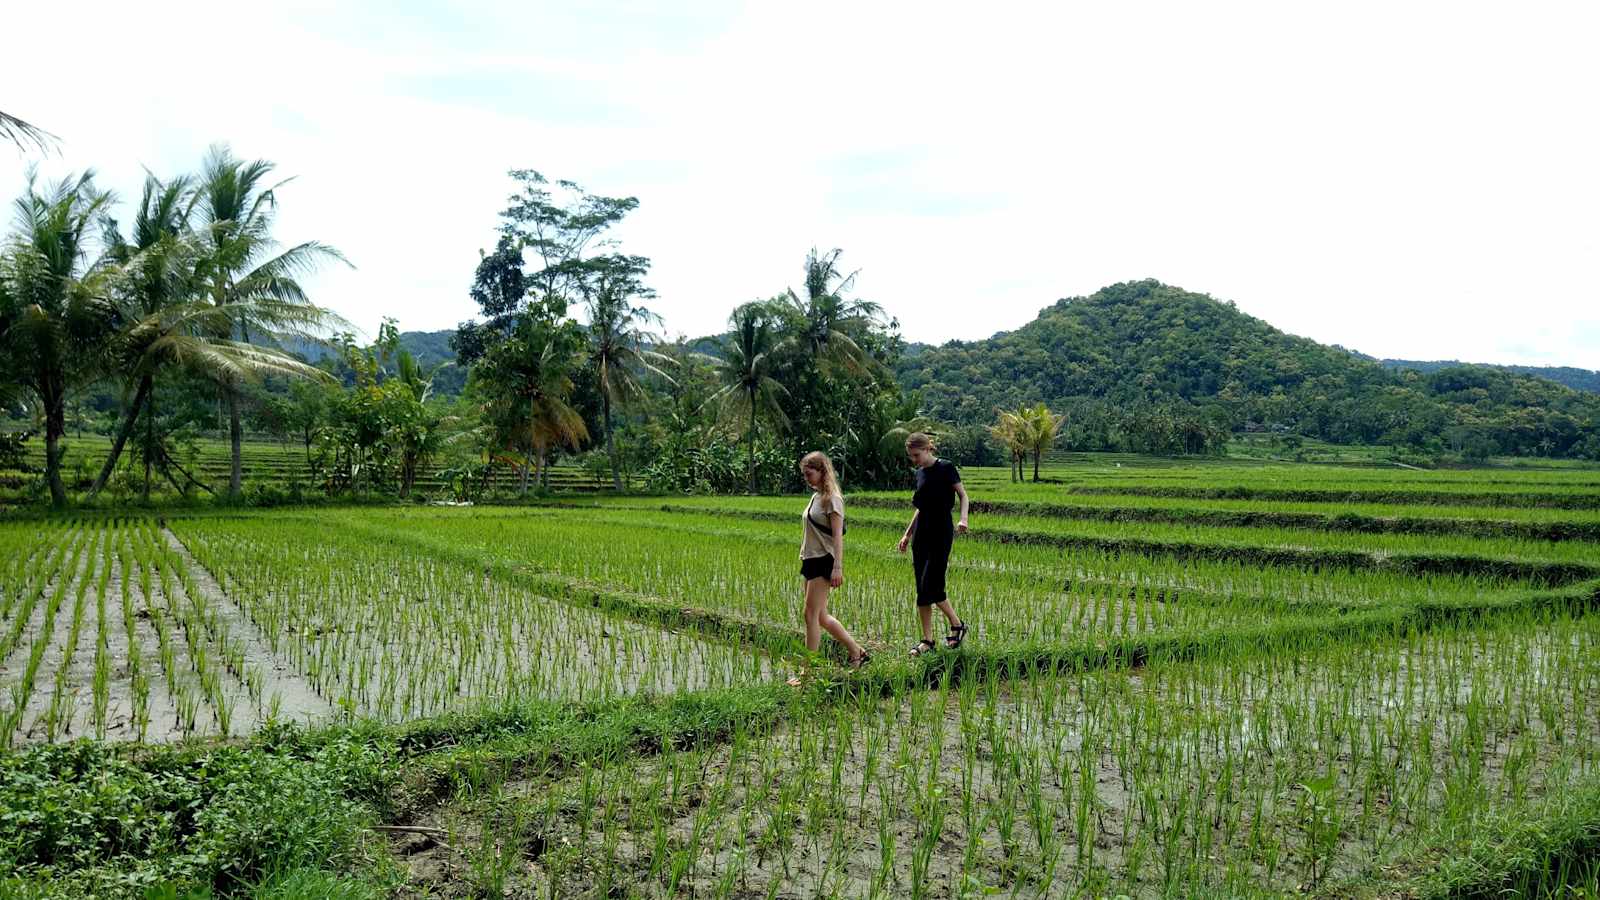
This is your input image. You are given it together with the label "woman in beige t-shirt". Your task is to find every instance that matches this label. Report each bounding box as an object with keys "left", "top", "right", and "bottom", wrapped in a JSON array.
[{"left": 789, "top": 451, "right": 868, "bottom": 685}]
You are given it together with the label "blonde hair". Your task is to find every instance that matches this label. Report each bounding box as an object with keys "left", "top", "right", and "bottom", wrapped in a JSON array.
[
  {"left": 799, "top": 451, "right": 841, "bottom": 497},
  {"left": 905, "top": 432, "right": 935, "bottom": 452}
]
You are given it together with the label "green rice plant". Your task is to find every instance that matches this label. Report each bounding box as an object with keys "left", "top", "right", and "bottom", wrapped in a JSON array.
[
  {"left": 169, "top": 515, "right": 775, "bottom": 723},
  {"left": 470, "top": 603, "right": 1600, "bottom": 896}
]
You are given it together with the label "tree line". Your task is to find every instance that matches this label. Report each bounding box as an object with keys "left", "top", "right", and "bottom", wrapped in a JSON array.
[
  {"left": 0, "top": 147, "right": 349, "bottom": 505},
  {"left": 446, "top": 170, "right": 926, "bottom": 496},
  {"left": 2, "top": 157, "right": 995, "bottom": 506}
]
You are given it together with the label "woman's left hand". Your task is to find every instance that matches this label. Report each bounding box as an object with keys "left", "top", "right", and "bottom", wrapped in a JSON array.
[
  {"left": 831, "top": 567, "right": 844, "bottom": 588},
  {"left": 956, "top": 519, "right": 969, "bottom": 534}
]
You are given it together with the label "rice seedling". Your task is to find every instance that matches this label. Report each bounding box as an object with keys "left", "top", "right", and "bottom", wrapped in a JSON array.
[
  {"left": 168, "top": 515, "right": 774, "bottom": 721},
  {"left": 438, "top": 604, "right": 1599, "bottom": 897}
]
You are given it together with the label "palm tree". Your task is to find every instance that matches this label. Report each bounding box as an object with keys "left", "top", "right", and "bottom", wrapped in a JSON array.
[
  {"left": 580, "top": 254, "right": 674, "bottom": 490},
  {"left": 1, "top": 110, "right": 56, "bottom": 154},
  {"left": 989, "top": 410, "right": 1028, "bottom": 483},
  {"left": 851, "top": 396, "right": 934, "bottom": 487},
  {"left": 706, "top": 303, "right": 789, "bottom": 493},
  {"left": 476, "top": 311, "right": 589, "bottom": 494},
  {"left": 194, "top": 144, "right": 350, "bottom": 497},
  {"left": 1021, "top": 402, "right": 1066, "bottom": 482},
  {"left": 390, "top": 345, "right": 452, "bottom": 498},
  {"left": 0, "top": 170, "right": 115, "bottom": 506},
  {"left": 86, "top": 174, "right": 343, "bottom": 498},
  {"left": 777, "top": 247, "right": 886, "bottom": 376}
]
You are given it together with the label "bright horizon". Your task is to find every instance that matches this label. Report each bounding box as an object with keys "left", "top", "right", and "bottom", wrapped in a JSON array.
[{"left": 4, "top": 1, "right": 1597, "bottom": 369}]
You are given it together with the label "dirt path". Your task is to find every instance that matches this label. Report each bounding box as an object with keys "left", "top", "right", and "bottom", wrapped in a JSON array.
[
  {"left": 10, "top": 528, "right": 101, "bottom": 743},
  {"left": 21, "top": 530, "right": 104, "bottom": 742},
  {"left": 161, "top": 527, "right": 336, "bottom": 726}
]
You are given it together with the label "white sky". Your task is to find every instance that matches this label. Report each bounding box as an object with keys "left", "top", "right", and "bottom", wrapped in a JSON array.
[{"left": 5, "top": 1, "right": 1597, "bottom": 368}]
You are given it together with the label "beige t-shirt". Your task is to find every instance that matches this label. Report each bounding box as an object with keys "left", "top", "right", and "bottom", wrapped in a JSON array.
[{"left": 800, "top": 491, "right": 844, "bottom": 560}]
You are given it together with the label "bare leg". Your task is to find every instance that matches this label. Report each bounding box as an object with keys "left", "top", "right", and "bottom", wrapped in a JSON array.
[
  {"left": 808, "top": 579, "right": 863, "bottom": 659},
  {"left": 792, "top": 579, "right": 862, "bottom": 684},
  {"left": 917, "top": 601, "right": 961, "bottom": 649},
  {"left": 802, "top": 579, "right": 824, "bottom": 653}
]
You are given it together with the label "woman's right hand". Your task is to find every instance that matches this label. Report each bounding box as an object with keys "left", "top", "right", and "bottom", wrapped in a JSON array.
[{"left": 897, "top": 535, "right": 909, "bottom": 553}]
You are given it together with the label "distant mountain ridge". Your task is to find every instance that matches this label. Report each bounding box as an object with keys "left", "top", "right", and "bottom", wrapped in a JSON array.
[
  {"left": 279, "top": 330, "right": 467, "bottom": 396},
  {"left": 1379, "top": 359, "right": 1600, "bottom": 394}
]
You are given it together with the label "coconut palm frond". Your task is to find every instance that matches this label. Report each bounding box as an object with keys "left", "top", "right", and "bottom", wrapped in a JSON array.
[{"left": 1, "top": 110, "right": 58, "bottom": 154}]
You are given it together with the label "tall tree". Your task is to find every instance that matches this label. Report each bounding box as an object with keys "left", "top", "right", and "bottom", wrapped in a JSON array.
[
  {"left": 1021, "top": 402, "right": 1066, "bottom": 481},
  {"left": 87, "top": 173, "right": 339, "bottom": 498},
  {"left": 453, "top": 233, "right": 529, "bottom": 364},
  {"left": 707, "top": 303, "right": 789, "bottom": 493},
  {"left": 501, "top": 170, "right": 638, "bottom": 306},
  {"left": 194, "top": 144, "right": 349, "bottom": 497},
  {"left": 777, "top": 246, "right": 886, "bottom": 376},
  {"left": 473, "top": 300, "right": 589, "bottom": 494},
  {"left": 580, "top": 253, "right": 673, "bottom": 490},
  {"left": 0, "top": 170, "right": 115, "bottom": 505},
  {"left": 990, "top": 410, "right": 1027, "bottom": 482}
]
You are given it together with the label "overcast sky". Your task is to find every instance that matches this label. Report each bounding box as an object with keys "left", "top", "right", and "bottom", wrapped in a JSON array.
[{"left": 5, "top": 1, "right": 1597, "bottom": 368}]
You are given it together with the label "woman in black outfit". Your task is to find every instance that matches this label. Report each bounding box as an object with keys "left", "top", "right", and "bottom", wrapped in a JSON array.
[{"left": 897, "top": 433, "right": 969, "bottom": 656}]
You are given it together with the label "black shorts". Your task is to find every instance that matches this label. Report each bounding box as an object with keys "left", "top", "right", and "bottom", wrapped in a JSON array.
[
  {"left": 912, "top": 530, "right": 953, "bottom": 606},
  {"left": 801, "top": 554, "right": 835, "bottom": 581}
]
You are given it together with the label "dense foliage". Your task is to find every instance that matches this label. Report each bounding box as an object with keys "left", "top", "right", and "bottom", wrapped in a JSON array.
[{"left": 898, "top": 280, "right": 1600, "bottom": 460}]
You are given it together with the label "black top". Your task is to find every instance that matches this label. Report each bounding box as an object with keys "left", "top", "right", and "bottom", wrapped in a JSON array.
[{"left": 913, "top": 459, "right": 961, "bottom": 518}]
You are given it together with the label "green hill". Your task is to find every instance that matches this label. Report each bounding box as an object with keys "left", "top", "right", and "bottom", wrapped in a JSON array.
[{"left": 896, "top": 280, "right": 1600, "bottom": 459}]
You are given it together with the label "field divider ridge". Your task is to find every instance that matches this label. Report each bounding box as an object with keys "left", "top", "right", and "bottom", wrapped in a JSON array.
[
  {"left": 847, "top": 495, "right": 1600, "bottom": 543},
  {"left": 1068, "top": 484, "right": 1600, "bottom": 510},
  {"left": 643, "top": 503, "right": 1600, "bottom": 587}
]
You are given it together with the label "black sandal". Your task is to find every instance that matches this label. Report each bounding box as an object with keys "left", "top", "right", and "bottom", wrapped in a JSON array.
[
  {"left": 850, "top": 651, "right": 872, "bottom": 670},
  {"left": 945, "top": 621, "right": 969, "bottom": 649},
  {"left": 910, "top": 639, "right": 937, "bottom": 657}
]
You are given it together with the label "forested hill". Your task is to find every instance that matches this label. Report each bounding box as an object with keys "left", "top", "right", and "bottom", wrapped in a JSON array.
[
  {"left": 895, "top": 280, "right": 1600, "bottom": 459},
  {"left": 1380, "top": 359, "right": 1600, "bottom": 394}
]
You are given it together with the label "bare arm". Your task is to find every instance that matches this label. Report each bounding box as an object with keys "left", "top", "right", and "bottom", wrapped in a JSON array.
[
  {"left": 955, "top": 482, "right": 970, "bottom": 534},
  {"left": 899, "top": 509, "right": 919, "bottom": 552},
  {"left": 830, "top": 511, "right": 845, "bottom": 587}
]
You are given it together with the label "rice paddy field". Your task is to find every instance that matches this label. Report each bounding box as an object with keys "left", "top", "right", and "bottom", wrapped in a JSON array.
[{"left": 3, "top": 456, "right": 1600, "bottom": 898}]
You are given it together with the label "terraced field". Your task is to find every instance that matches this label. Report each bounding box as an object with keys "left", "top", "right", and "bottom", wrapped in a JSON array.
[{"left": 3, "top": 459, "right": 1600, "bottom": 897}]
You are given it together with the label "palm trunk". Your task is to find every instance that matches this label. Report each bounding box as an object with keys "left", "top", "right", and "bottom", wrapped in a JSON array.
[
  {"left": 142, "top": 387, "right": 155, "bottom": 503},
  {"left": 603, "top": 391, "right": 622, "bottom": 491},
  {"left": 43, "top": 375, "right": 67, "bottom": 508},
  {"left": 747, "top": 400, "right": 757, "bottom": 494},
  {"left": 226, "top": 382, "right": 243, "bottom": 496},
  {"left": 539, "top": 448, "right": 550, "bottom": 490},
  {"left": 87, "top": 374, "right": 153, "bottom": 499},
  {"left": 1032, "top": 448, "right": 1041, "bottom": 482}
]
